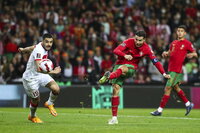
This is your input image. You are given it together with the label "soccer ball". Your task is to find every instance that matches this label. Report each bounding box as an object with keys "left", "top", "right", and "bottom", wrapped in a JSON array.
[{"left": 39, "top": 59, "right": 54, "bottom": 72}]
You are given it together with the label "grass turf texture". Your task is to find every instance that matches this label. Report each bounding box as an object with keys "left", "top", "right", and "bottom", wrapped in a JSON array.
[{"left": 0, "top": 108, "right": 200, "bottom": 133}]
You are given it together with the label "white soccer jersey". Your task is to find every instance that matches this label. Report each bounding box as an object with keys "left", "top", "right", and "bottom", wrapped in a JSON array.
[{"left": 23, "top": 42, "right": 48, "bottom": 80}]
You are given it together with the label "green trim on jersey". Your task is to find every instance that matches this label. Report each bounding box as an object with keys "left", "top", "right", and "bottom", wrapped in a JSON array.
[
  {"left": 111, "top": 64, "right": 136, "bottom": 86},
  {"left": 166, "top": 72, "right": 183, "bottom": 87}
]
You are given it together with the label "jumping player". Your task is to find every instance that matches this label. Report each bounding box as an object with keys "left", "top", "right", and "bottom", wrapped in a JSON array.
[
  {"left": 19, "top": 33, "right": 61, "bottom": 123},
  {"left": 99, "top": 30, "right": 171, "bottom": 124},
  {"left": 151, "top": 25, "right": 198, "bottom": 116}
]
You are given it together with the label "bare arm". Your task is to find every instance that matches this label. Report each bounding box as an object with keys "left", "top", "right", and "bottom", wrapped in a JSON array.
[
  {"left": 18, "top": 45, "right": 35, "bottom": 53},
  {"left": 48, "top": 66, "right": 61, "bottom": 74},
  {"left": 162, "top": 50, "right": 170, "bottom": 58},
  {"left": 186, "top": 52, "right": 198, "bottom": 59}
]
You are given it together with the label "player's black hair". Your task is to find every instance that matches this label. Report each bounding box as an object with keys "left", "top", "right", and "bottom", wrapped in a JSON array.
[
  {"left": 135, "top": 30, "right": 146, "bottom": 38},
  {"left": 42, "top": 33, "right": 53, "bottom": 40},
  {"left": 178, "top": 25, "right": 187, "bottom": 32}
]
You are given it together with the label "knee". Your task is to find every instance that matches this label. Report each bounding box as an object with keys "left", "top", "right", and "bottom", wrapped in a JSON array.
[
  {"left": 52, "top": 86, "right": 60, "bottom": 95},
  {"left": 119, "top": 65, "right": 128, "bottom": 74},
  {"left": 164, "top": 87, "right": 172, "bottom": 94},
  {"left": 173, "top": 85, "right": 180, "bottom": 92},
  {"left": 112, "top": 84, "right": 120, "bottom": 96},
  {"left": 48, "top": 81, "right": 60, "bottom": 95},
  {"left": 32, "top": 97, "right": 40, "bottom": 103}
]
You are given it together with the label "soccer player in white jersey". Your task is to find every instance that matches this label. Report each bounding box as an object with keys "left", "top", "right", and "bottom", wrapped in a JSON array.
[{"left": 19, "top": 33, "right": 61, "bottom": 123}]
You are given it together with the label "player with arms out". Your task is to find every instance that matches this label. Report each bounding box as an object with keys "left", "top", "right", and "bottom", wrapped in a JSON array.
[
  {"left": 151, "top": 25, "right": 198, "bottom": 116},
  {"left": 19, "top": 33, "right": 61, "bottom": 123},
  {"left": 99, "top": 30, "right": 171, "bottom": 124}
]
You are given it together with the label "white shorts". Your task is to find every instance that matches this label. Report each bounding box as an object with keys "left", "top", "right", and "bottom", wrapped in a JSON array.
[{"left": 22, "top": 74, "right": 54, "bottom": 98}]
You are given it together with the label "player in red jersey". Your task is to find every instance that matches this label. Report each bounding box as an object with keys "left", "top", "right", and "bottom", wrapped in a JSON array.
[
  {"left": 99, "top": 30, "right": 171, "bottom": 124},
  {"left": 151, "top": 25, "right": 198, "bottom": 116}
]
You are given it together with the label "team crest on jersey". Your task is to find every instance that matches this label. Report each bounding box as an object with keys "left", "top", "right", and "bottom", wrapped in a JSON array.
[
  {"left": 121, "top": 43, "right": 126, "bottom": 47},
  {"left": 180, "top": 44, "right": 184, "bottom": 50},
  {"left": 139, "top": 51, "right": 143, "bottom": 56},
  {"left": 36, "top": 53, "right": 41, "bottom": 58}
]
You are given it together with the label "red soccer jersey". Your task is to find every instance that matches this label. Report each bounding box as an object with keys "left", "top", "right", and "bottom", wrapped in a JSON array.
[
  {"left": 114, "top": 38, "right": 157, "bottom": 69},
  {"left": 168, "top": 39, "right": 195, "bottom": 73}
]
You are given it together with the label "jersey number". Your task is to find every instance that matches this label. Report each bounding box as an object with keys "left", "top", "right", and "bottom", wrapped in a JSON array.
[{"left": 32, "top": 90, "right": 40, "bottom": 98}]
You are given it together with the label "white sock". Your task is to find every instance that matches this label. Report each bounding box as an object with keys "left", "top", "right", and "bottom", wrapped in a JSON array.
[
  {"left": 157, "top": 107, "right": 163, "bottom": 112},
  {"left": 47, "top": 91, "right": 58, "bottom": 105},
  {"left": 185, "top": 101, "right": 190, "bottom": 107},
  {"left": 112, "top": 116, "right": 117, "bottom": 120},
  {"left": 30, "top": 104, "right": 37, "bottom": 117}
]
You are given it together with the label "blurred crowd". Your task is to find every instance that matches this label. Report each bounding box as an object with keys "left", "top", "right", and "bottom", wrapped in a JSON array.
[{"left": 0, "top": 0, "right": 200, "bottom": 85}]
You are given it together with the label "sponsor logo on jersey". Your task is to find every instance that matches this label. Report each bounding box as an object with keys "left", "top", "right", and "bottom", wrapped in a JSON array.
[
  {"left": 180, "top": 44, "right": 184, "bottom": 50},
  {"left": 36, "top": 53, "right": 41, "bottom": 58},
  {"left": 139, "top": 51, "right": 143, "bottom": 56}
]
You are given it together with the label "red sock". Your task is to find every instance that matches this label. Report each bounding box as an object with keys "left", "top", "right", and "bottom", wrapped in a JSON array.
[
  {"left": 111, "top": 96, "right": 119, "bottom": 116},
  {"left": 177, "top": 90, "right": 188, "bottom": 103},
  {"left": 29, "top": 101, "right": 38, "bottom": 117},
  {"left": 160, "top": 95, "right": 170, "bottom": 108},
  {"left": 30, "top": 101, "right": 38, "bottom": 107},
  {"left": 109, "top": 69, "right": 122, "bottom": 80}
]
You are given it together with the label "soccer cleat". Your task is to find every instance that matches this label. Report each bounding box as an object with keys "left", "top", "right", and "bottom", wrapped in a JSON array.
[
  {"left": 28, "top": 115, "right": 43, "bottom": 123},
  {"left": 150, "top": 110, "right": 162, "bottom": 116},
  {"left": 108, "top": 118, "right": 118, "bottom": 125},
  {"left": 99, "top": 71, "right": 110, "bottom": 84},
  {"left": 185, "top": 103, "right": 194, "bottom": 116},
  {"left": 44, "top": 102, "right": 58, "bottom": 117}
]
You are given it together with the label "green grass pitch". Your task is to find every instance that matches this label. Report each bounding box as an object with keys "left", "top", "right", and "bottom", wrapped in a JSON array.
[{"left": 0, "top": 108, "right": 200, "bottom": 133}]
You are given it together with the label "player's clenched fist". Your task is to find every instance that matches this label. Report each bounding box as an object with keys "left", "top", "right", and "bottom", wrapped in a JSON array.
[
  {"left": 53, "top": 66, "right": 61, "bottom": 74},
  {"left": 18, "top": 48, "right": 25, "bottom": 53},
  {"left": 162, "top": 51, "right": 169, "bottom": 58},
  {"left": 163, "top": 73, "right": 171, "bottom": 79},
  {"left": 124, "top": 55, "right": 133, "bottom": 60}
]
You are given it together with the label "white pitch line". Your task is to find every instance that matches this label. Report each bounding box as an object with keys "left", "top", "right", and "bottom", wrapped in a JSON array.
[
  {"left": 1, "top": 111, "right": 200, "bottom": 121},
  {"left": 58, "top": 113, "right": 200, "bottom": 121}
]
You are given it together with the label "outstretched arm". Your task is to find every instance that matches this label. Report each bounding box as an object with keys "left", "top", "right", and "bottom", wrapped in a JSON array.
[
  {"left": 148, "top": 50, "right": 170, "bottom": 79},
  {"left": 153, "top": 61, "right": 170, "bottom": 79},
  {"left": 18, "top": 45, "right": 35, "bottom": 53},
  {"left": 187, "top": 52, "right": 198, "bottom": 58}
]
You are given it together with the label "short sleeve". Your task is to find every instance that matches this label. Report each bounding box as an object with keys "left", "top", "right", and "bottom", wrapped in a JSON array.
[
  {"left": 147, "top": 50, "right": 156, "bottom": 60},
  {"left": 145, "top": 46, "right": 157, "bottom": 60},
  {"left": 187, "top": 42, "right": 195, "bottom": 53},
  {"left": 33, "top": 45, "right": 44, "bottom": 61}
]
